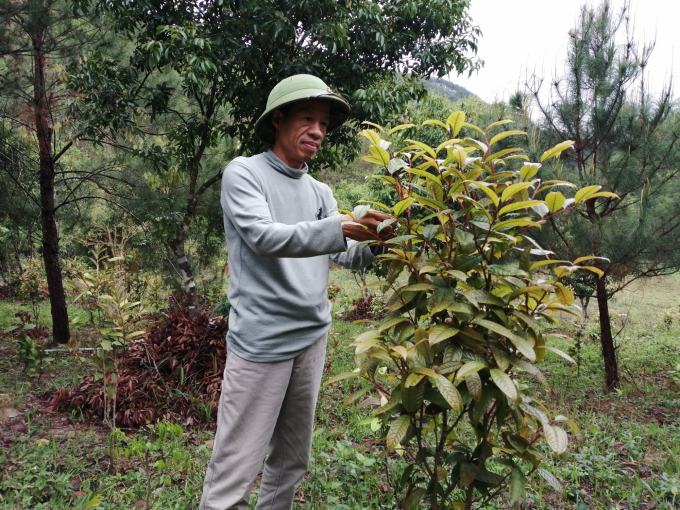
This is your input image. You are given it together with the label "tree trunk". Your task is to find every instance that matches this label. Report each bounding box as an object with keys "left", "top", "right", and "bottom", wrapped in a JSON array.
[
  {"left": 33, "top": 32, "right": 70, "bottom": 343},
  {"left": 168, "top": 224, "right": 198, "bottom": 314},
  {"left": 595, "top": 276, "right": 619, "bottom": 389}
]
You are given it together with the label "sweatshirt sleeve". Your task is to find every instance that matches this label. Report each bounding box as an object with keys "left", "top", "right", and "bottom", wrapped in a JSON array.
[
  {"left": 322, "top": 189, "right": 376, "bottom": 270},
  {"left": 221, "top": 161, "right": 347, "bottom": 258}
]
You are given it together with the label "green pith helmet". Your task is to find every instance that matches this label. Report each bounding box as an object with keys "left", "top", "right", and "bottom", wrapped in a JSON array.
[{"left": 254, "top": 74, "right": 351, "bottom": 145}]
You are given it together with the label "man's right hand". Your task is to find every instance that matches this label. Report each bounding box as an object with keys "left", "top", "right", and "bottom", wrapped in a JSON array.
[{"left": 341, "top": 210, "right": 396, "bottom": 242}]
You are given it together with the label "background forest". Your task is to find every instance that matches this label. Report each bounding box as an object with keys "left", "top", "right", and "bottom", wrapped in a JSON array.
[{"left": 0, "top": 1, "right": 679, "bottom": 509}]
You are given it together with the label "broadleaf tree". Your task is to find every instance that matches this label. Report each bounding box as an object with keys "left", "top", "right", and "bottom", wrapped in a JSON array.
[
  {"left": 527, "top": 0, "right": 680, "bottom": 389},
  {"left": 68, "top": 0, "right": 483, "bottom": 311}
]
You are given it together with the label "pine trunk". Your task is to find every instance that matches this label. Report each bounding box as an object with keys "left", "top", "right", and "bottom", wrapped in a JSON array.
[
  {"left": 595, "top": 276, "right": 619, "bottom": 389},
  {"left": 33, "top": 35, "right": 70, "bottom": 343}
]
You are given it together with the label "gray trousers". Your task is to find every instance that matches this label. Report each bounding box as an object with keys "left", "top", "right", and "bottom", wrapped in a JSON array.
[{"left": 199, "top": 334, "right": 327, "bottom": 510}]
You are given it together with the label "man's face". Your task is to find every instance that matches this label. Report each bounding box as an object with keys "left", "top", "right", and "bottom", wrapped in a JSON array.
[{"left": 271, "top": 98, "right": 331, "bottom": 169}]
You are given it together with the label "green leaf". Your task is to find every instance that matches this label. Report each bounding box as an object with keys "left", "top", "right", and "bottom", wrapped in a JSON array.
[
  {"left": 343, "top": 385, "right": 372, "bottom": 407},
  {"left": 323, "top": 371, "right": 360, "bottom": 386},
  {"left": 544, "top": 191, "right": 566, "bottom": 213},
  {"left": 537, "top": 468, "right": 564, "bottom": 493},
  {"left": 433, "top": 374, "right": 463, "bottom": 411},
  {"left": 386, "top": 415, "right": 410, "bottom": 452},
  {"left": 540, "top": 140, "right": 574, "bottom": 163},
  {"left": 446, "top": 111, "right": 466, "bottom": 137},
  {"left": 510, "top": 468, "right": 526, "bottom": 505},
  {"left": 429, "top": 324, "right": 459, "bottom": 345},
  {"left": 490, "top": 368, "right": 519, "bottom": 402},
  {"left": 535, "top": 345, "right": 577, "bottom": 364},
  {"left": 403, "top": 488, "right": 426, "bottom": 510},
  {"left": 465, "top": 372, "right": 483, "bottom": 402},
  {"left": 402, "top": 283, "right": 436, "bottom": 292}
]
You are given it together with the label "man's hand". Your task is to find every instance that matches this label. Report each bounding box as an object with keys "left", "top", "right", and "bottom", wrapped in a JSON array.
[{"left": 341, "top": 210, "right": 396, "bottom": 242}]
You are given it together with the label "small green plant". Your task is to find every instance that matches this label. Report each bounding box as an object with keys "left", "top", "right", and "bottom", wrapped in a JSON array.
[
  {"left": 328, "top": 113, "right": 613, "bottom": 509},
  {"left": 17, "top": 258, "right": 48, "bottom": 325},
  {"left": 117, "top": 422, "right": 191, "bottom": 510}
]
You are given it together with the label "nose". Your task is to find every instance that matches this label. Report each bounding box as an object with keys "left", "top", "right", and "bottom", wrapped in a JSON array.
[{"left": 309, "top": 120, "right": 326, "bottom": 140}]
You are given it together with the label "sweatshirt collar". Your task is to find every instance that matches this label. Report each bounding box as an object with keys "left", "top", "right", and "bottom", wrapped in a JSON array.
[{"left": 264, "top": 150, "right": 308, "bottom": 179}]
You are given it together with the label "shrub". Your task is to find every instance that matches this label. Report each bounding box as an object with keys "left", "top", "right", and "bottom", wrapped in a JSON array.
[{"left": 327, "top": 113, "right": 608, "bottom": 509}]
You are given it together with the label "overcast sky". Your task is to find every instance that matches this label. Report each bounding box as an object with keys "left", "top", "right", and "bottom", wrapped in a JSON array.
[{"left": 452, "top": 0, "right": 677, "bottom": 103}]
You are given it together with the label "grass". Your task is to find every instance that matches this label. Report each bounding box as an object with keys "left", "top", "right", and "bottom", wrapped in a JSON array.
[{"left": 0, "top": 271, "right": 679, "bottom": 509}]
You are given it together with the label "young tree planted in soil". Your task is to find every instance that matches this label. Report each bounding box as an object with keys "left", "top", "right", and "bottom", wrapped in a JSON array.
[
  {"left": 328, "top": 113, "right": 607, "bottom": 509},
  {"left": 527, "top": 0, "right": 680, "bottom": 389}
]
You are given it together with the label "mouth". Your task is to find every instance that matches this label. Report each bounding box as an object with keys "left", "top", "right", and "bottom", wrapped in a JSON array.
[{"left": 302, "top": 141, "right": 320, "bottom": 152}]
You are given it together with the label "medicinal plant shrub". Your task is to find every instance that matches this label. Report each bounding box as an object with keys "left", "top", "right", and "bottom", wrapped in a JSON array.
[{"left": 328, "top": 114, "right": 612, "bottom": 509}]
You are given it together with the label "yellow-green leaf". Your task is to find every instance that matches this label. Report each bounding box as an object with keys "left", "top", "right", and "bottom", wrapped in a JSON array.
[
  {"left": 429, "top": 324, "right": 460, "bottom": 345},
  {"left": 361, "top": 121, "right": 385, "bottom": 132},
  {"left": 462, "top": 122, "right": 485, "bottom": 136},
  {"left": 386, "top": 415, "right": 410, "bottom": 452},
  {"left": 493, "top": 219, "right": 542, "bottom": 232},
  {"left": 433, "top": 374, "right": 463, "bottom": 411},
  {"left": 488, "top": 130, "right": 526, "bottom": 148},
  {"left": 387, "top": 123, "right": 415, "bottom": 137},
  {"left": 402, "top": 283, "right": 436, "bottom": 292},
  {"left": 498, "top": 200, "right": 545, "bottom": 217},
  {"left": 578, "top": 266, "right": 604, "bottom": 277},
  {"left": 501, "top": 181, "right": 536, "bottom": 203},
  {"left": 446, "top": 111, "right": 466, "bottom": 137},
  {"left": 467, "top": 182, "right": 499, "bottom": 207},
  {"left": 370, "top": 144, "right": 391, "bottom": 166},
  {"left": 553, "top": 282, "right": 574, "bottom": 305},
  {"left": 529, "top": 259, "right": 569, "bottom": 270},
  {"left": 535, "top": 345, "right": 577, "bottom": 364},
  {"left": 540, "top": 140, "right": 574, "bottom": 163},
  {"left": 455, "top": 360, "right": 486, "bottom": 380},
  {"left": 545, "top": 191, "right": 566, "bottom": 213},
  {"left": 404, "top": 139, "right": 436, "bottom": 158},
  {"left": 574, "top": 185, "right": 601, "bottom": 204},
  {"left": 422, "top": 119, "right": 447, "bottom": 129},
  {"left": 572, "top": 256, "right": 609, "bottom": 265},
  {"left": 519, "top": 163, "right": 540, "bottom": 181},
  {"left": 359, "top": 129, "right": 382, "bottom": 145},
  {"left": 485, "top": 119, "right": 513, "bottom": 131},
  {"left": 465, "top": 372, "right": 483, "bottom": 402},
  {"left": 404, "top": 372, "right": 425, "bottom": 388},
  {"left": 394, "top": 197, "right": 414, "bottom": 216},
  {"left": 489, "top": 368, "right": 519, "bottom": 402},
  {"left": 588, "top": 191, "right": 619, "bottom": 199}
]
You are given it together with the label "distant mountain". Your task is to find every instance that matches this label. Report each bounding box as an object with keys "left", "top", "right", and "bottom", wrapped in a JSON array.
[{"left": 424, "top": 78, "right": 475, "bottom": 102}]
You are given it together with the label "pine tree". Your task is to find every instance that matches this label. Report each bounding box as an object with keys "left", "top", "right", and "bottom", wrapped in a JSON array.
[{"left": 529, "top": 0, "right": 680, "bottom": 389}]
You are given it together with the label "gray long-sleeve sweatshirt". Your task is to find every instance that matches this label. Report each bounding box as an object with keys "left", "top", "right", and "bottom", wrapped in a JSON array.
[{"left": 221, "top": 150, "right": 375, "bottom": 362}]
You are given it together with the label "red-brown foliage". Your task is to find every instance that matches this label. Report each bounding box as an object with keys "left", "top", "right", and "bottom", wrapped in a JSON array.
[{"left": 50, "top": 307, "right": 227, "bottom": 428}]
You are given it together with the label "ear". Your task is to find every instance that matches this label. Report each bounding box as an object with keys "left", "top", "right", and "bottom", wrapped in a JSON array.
[{"left": 271, "top": 109, "right": 284, "bottom": 129}]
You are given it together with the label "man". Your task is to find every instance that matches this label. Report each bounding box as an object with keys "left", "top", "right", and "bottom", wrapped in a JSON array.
[{"left": 200, "top": 74, "right": 392, "bottom": 510}]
